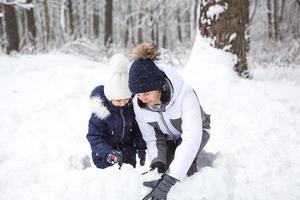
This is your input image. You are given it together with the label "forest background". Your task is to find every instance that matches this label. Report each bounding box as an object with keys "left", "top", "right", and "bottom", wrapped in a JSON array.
[{"left": 0, "top": 0, "right": 299, "bottom": 74}]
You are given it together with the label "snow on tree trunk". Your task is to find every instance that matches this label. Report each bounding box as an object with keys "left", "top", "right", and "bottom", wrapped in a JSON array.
[{"left": 199, "top": 0, "right": 250, "bottom": 78}]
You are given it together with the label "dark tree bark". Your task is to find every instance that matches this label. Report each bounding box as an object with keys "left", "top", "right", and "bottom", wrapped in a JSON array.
[
  {"left": 104, "top": 0, "right": 113, "bottom": 46},
  {"left": 155, "top": 21, "right": 159, "bottom": 48},
  {"left": 185, "top": 9, "right": 191, "bottom": 42},
  {"left": 193, "top": 0, "right": 199, "bottom": 38},
  {"left": 26, "top": 0, "right": 36, "bottom": 46},
  {"left": 177, "top": 9, "right": 182, "bottom": 43},
  {"left": 273, "top": 0, "right": 279, "bottom": 40},
  {"left": 137, "top": 11, "right": 143, "bottom": 44},
  {"left": 267, "top": 0, "right": 273, "bottom": 39},
  {"left": 199, "top": 0, "right": 250, "bottom": 78},
  {"left": 162, "top": 29, "right": 167, "bottom": 48},
  {"left": 278, "top": 0, "right": 286, "bottom": 40},
  {"left": 93, "top": 12, "right": 99, "bottom": 39},
  {"left": 0, "top": 5, "right": 4, "bottom": 49},
  {"left": 268, "top": 0, "right": 285, "bottom": 41},
  {"left": 4, "top": 4, "right": 19, "bottom": 54},
  {"left": 149, "top": 9, "right": 155, "bottom": 45},
  {"left": 124, "top": 0, "right": 135, "bottom": 47},
  {"left": 124, "top": 1, "right": 130, "bottom": 47},
  {"left": 93, "top": 4, "right": 99, "bottom": 39},
  {"left": 83, "top": 0, "right": 87, "bottom": 36},
  {"left": 43, "top": 0, "right": 50, "bottom": 43},
  {"left": 279, "top": 0, "right": 286, "bottom": 26},
  {"left": 67, "top": 0, "right": 74, "bottom": 35}
]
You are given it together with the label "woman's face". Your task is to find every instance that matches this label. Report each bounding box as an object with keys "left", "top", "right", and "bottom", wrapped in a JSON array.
[
  {"left": 111, "top": 99, "right": 129, "bottom": 107},
  {"left": 136, "top": 90, "right": 161, "bottom": 106}
]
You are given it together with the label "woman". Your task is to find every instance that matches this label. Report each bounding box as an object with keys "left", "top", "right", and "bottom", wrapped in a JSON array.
[
  {"left": 128, "top": 43, "right": 210, "bottom": 199},
  {"left": 86, "top": 54, "right": 146, "bottom": 169}
]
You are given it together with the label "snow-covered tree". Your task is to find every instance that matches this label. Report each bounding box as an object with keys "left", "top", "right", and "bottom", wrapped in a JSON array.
[{"left": 199, "top": 0, "right": 250, "bottom": 78}]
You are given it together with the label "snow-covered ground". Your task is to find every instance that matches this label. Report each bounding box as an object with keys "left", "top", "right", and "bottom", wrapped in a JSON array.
[{"left": 1, "top": 36, "right": 300, "bottom": 200}]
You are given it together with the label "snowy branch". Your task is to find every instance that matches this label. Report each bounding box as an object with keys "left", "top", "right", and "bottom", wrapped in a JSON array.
[
  {"left": 0, "top": 0, "right": 34, "bottom": 10},
  {"left": 206, "top": 4, "right": 227, "bottom": 21}
]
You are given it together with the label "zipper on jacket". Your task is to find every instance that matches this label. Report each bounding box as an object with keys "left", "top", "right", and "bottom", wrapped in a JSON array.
[
  {"left": 120, "top": 109, "right": 126, "bottom": 143},
  {"left": 159, "top": 111, "right": 176, "bottom": 143}
]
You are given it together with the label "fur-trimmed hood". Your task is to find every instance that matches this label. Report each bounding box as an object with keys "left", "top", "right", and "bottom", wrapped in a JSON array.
[
  {"left": 89, "top": 85, "right": 111, "bottom": 119},
  {"left": 89, "top": 85, "right": 133, "bottom": 119},
  {"left": 90, "top": 95, "right": 111, "bottom": 119}
]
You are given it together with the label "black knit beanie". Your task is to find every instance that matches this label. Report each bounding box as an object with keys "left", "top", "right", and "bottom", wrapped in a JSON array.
[{"left": 128, "top": 58, "right": 166, "bottom": 94}]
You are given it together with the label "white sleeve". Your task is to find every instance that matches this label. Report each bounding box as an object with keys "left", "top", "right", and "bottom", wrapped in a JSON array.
[{"left": 167, "top": 90, "right": 203, "bottom": 181}]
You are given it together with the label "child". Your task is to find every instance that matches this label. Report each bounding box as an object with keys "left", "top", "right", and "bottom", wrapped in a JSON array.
[{"left": 86, "top": 54, "right": 146, "bottom": 169}]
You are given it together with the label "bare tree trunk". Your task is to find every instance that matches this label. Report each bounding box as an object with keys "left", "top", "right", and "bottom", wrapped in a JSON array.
[
  {"left": 83, "top": 0, "right": 87, "bottom": 36},
  {"left": 0, "top": 5, "right": 5, "bottom": 49},
  {"left": 278, "top": 0, "right": 286, "bottom": 40},
  {"left": 190, "top": 0, "right": 198, "bottom": 42},
  {"left": 199, "top": 0, "right": 250, "bottom": 78},
  {"left": 104, "top": 0, "right": 113, "bottom": 46},
  {"left": 130, "top": 12, "right": 135, "bottom": 46},
  {"left": 150, "top": 10, "right": 155, "bottom": 45},
  {"left": 67, "top": 0, "right": 74, "bottom": 35},
  {"left": 124, "top": 0, "right": 130, "bottom": 47},
  {"left": 162, "top": 14, "right": 167, "bottom": 49},
  {"left": 93, "top": 2, "right": 99, "bottom": 39},
  {"left": 184, "top": 9, "right": 191, "bottom": 43},
  {"left": 161, "top": 4, "right": 167, "bottom": 48},
  {"left": 123, "top": 3, "right": 136, "bottom": 48},
  {"left": 4, "top": 4, "right": 19, "bottom": 54},
  {"left": 273, "top": 0, "right": 279, "bottom": 40},
  {"left": 267, "top": 0, "right": 273, "bottom": 39},
  {"left": 155, "top": 21, "right": 159, "bottom": 48},
  {"left": 137, "top": 4, "right": 143, "bottom": 44},
  {"left": 0, "top": 13, "right": 2, "bottom": 36},
  {"left": 176, "top": 9, "right": 182, "bottom": 43},
  {"left": 43, "top": 0, "right": 50, "bottom": 43},
  {"left": 26, "top": 0, "right": 36, "bottom": 47},
  {"left": 73, "top": 2, "right": 81, "bottom": 39}
]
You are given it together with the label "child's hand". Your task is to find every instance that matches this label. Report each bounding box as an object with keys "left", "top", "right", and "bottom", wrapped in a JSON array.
[{"left": 106, "top": 150, "right": 122, "bottom": 165}]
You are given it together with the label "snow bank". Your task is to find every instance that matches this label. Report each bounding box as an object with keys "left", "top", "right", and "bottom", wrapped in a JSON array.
[{"left": 183, "top": 34, "right": 238, "bottom": 84}]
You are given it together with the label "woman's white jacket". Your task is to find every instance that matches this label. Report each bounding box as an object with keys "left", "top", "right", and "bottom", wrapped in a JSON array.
[{"left": 133, "top": 66, "right": 204, "bottom": 181}]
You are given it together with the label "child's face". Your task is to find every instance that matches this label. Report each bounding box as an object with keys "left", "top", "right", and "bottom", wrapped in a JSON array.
[
  {"left": 136, "top": 90, "right": 161, "bottom": 106},
  {"left": 111, "top": 99, "right": 129, "bottom": 107}
]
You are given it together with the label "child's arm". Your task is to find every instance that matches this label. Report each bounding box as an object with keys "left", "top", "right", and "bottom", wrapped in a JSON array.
[{"left": 86, "top": 115, "right": 114, "bottom": 160}]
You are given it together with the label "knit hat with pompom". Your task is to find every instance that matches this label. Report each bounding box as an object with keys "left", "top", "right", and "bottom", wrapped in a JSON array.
[
  {"left": 129, "top": 43, "right": 166, "bottom": 94},
  {"left": 104, "top": 53, "right": 131, "bottom": 100}
]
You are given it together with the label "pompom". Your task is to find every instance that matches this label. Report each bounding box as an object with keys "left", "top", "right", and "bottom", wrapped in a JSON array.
[
  {"left": 109, "top": 53, "right": 129, "bottom": 74},
  {"left": 132, "top": 42, "right": 157, "bottom": 61}
]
